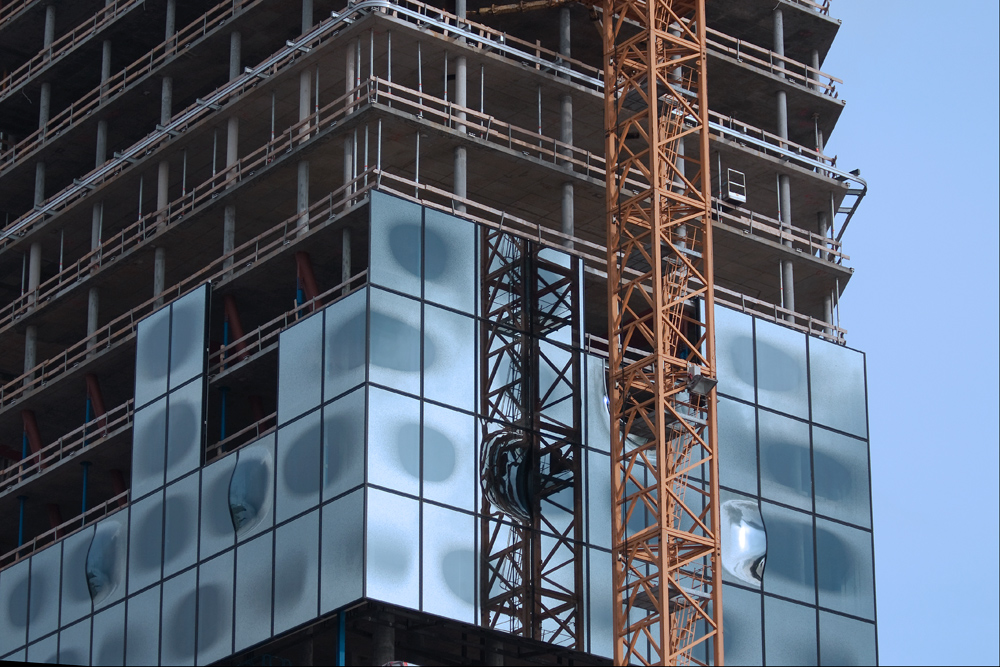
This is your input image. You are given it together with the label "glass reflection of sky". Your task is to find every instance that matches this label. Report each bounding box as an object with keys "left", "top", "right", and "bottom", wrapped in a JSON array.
[{"left": 721, "top": 499, "right": 767, "bottom": 587}]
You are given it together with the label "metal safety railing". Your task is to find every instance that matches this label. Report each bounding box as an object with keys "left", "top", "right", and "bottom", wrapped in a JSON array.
[
  {"left": 713, "top": 202, "right": 847, "bottom": 263},
  {"left": 204, "top": 412, "right": 277, "bottom": 463},
  {"left": 0, "top": 0, "right": 39, "bottom": 30},
  {"left": 788, "top": 0, "right": 831, "bottom": 15}
]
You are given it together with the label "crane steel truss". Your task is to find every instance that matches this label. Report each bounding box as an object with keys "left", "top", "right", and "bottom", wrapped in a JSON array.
[
  {"left": 479, "top": 229, "right": 584, "bottom": 648},
  {"left": 600, "top": 0, "right": 723, "bottom": 664}
]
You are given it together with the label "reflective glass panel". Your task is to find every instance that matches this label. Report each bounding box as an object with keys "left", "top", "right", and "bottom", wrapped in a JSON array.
[
  {"left": 322, "top": 387, "right": 365, "bottom": 500},
  {"left": 127, "top": 490, "right": 163, "bottom": 594},
  {"left": 369, "top": 190, "right": 423, "bottom": 296},
  {"left": 274, "top": 510, "right": 320, "bottom": 635},
  {"left": 760, "top": 501, "right": 815, "bottom": 604},
  {"left": 91, "top": 601, "right": 126, "bottom": 666},
  {"left": 197, "top": 551, "right": 235, "bottom": 665},
  {"left": 758, "top": 409, "right": 812, "bottom": 511},
  {"left": 320, "top": 490, "right": 365, "bottom": 614},
  {"left": 366, "top": 489, "right": 420, "bottom": 608},
  {"left": 721, "top": 583, "right": 763, "bottom": 666},
  {"left": 764, "top": 596, "right": 817, "bottom": 666},
  {"left": 163, "top": 474, "right": 199, "bottom": 578},
  {"left": 131, "top": 398, "right": 167, "bottom": 500},
  {"left": 369, "top": 288, "right": 422, "bottom": 396},
  {"left": 422, "top": 403, "right": 475, "bottom": 511},
  {"left": 718, "top": 397, "right": 757, "bottom": 495},
  {"left": 0, "top": 559, "right": 29, "bottom": 654},
  {"left": 88, "top": 512, "right": 128, "bottom": 611},
  {"left": 537, "top": 338, "right": 575, "bottom": 429},
  {"left": 587, "top": 451, "right": 612, "bottom": 549},
  {"left": 60, "top": 526, "right": 95, "bottom": 626},
  {"left": 125, "top": 585, "right": 160, "bottom": 666},
  {"left": 809, "top": 338, "right": 868, "bottom": 438},
  {"left": 26, "top": 634, "right": 57, "bottom": 664},
  {"left": 754, "top": 318, "right": 808, "bottom": 419},
  {"left": 585, "top": 354, "right": 611, "bottom": 454},
  {"left": 135, "top": 306, "right": 171, "bottom": 408},
  {"left": 819, "top": 611, "right": 877, "bottom": 666},
  {"left": 235, "top": 533, "right": 273, "bottom": 652},
  {"left": 813, "top": 427, "right": 871, "bottom": 529},
  {"left": 424, "top": 208, "right": 476, "bottom": 313},
  {"left": 166, "top": 378, "right": 204, "bottom": 483},
  {"left": 27, "top": 542, "right": 60, "bottom": 641},
  {"left": 323, "top": 287, "right": 367, "bottom": 401},
  {"left": 816, "top": 518, "right": 875, "bottom": 620},
  {"left": 276, "top": 409, "right": 322, "bottom": 523},
  {"left": 230, "top": 435, "right": 275, "bottom": 542},
  {"left": 588, "top": 548, "right": 613, "bottom": 658},
  {"left": 200, "top": 455, "right": 236, "bottom": 560},
  {"left": 277, "top": 311, "right": 324, "bottom": 425},
  {"left": 423, "top": 304, "right": 475, "bottom": 412},
  {"left": 161, "top": 568, "right": 197, "bottom": 666},
  {"left": 715, "top": 306, "right": 756, "bottom": 401},
  {"left": 367, "top": 387, "right": 420, "bottom": 496},
  {"left": 421, "top": 504, "right": 475, "bottom": 623},
  {"left": 720, "top": 490, "right": 766, "bottom": 589},
  {"left": 169, "top": 285, "right": 208, "bottom": 390},
  {"left": 58, "top": 618, "right": 91, "bottom": 666}
]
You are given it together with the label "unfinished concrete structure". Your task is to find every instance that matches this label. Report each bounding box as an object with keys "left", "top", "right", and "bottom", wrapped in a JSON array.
[{"left": 0, "top": 0, "right": 875, "bottom": 664}]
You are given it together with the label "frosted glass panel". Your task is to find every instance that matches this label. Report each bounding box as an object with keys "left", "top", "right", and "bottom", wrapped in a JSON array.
[
  {"left": 166, "top": 378, "right": 204, "bottom": 483},
  {"left": 0, "top": 559, "right": 29, "bottom": 654},
  {"left": 715, "top": 306, "right": 756, "bottom": 402},
  {"left": 197, "top": 551, "right": 235, "bottom": 665},
  {"left": 26, "top": 634, "right": 57, "bottom": 663},
  {"left": 276, "top": 409, "right": 322, "bottom": 523},
  {"left": 423, "top": 304, "right": 475, "bottom": 412},
  {"left": 424, "top": 207, "right": 476, "bottom": 313},
  {"left": 587, "top": 451, "right": 611, "bottom": 549},
  {"left": 760, "top": 501, "right": 815, "bottom": 604},
  {"left": 816, "top": 519, "right": 875, "bottom": 620},
  {"left": 367, "top": 387, "right": 420, "bottom": 496},
  {"left": 422, "top": 504, "right": 475, "bottom": 623},
  {"left": 754, "top": 318, "right": 808, "bottom": 419},
  {"left": 369, "top": 288, "right": 422, "bottom": 396},
  {"left": 277, "top": 311, "right": 324, "bottom": 425},
  {"left": 229, "top": 435, "right": 275, "bottom": 541},
  {"left": 88, "top": 512, "right": 128, "bottom": 610},
  {"left": 585, "top": 354, "right": 611, "bottom": 454},
  {"left": 200, "top": 455, "right": 236, "bottom": 560},
  {"left": 132, "top": 398, "right": 167, "bottom": 500},
  {"left": 588, "top": 548, "right": 613, "bottom": 658},
  {"left": 758, "top": 410, "right": 812, "bottom": 511},
  {"left": 369, "top": 190, "right": 423, "bottom": 296},
  {"left": 722, "top": 584, "right": 763, "bottom": 665},
  {"left": 323, "top": 387, "right": 366, "bottom": 500},
  {"left": 717, "top": 397, "right": 757, "bottom": 495},
  {"left": 813, "top": 427, "right": 871, "bottom": 529},
  {"left": 58, "top": 618, "right": 91, "bottom": 666},
  {"left": 323, "top": 287, "right": 367, "bottom": 401},
  {"left": 320, "top": 490, "right": 365, "bottom": 613},
  {"left": 135, "top": 306, "right": 171, "bottom": 408},
  {"left": 234, "top": 533, "right": 273, "bottom": 652},
  {"left": 163, "top": 474, "right": 199, "bottom": 578},
  {"left": 168, "top": 286, "right": 208, "bottom": 390},
  {"left": 809, "top": 339, "right": 868, "bottom": 438},
  {"left": 161, "top": 568, "right": 197, "bottom": 665},
  {"left": 91, "top": 601, "right": 125, "bottom": 666},
  {"left": 819, "top": 611, "right": 877, "bottom": 666},
  {"left": 366, "top": 489, "right": 420, "bottom": 608},
  {"left": 422, "top": 404, "right": 475, "bottom": 511},
  {"left": 125, "top": 585, "right": 160, "bottom": 666},
  {"left": 764, "top": 596, "right": 817, "bottom": 666},
  {"left": 60, "top": 526, "right": 95, "bottom": 626},
  {"left": 274, "top": 510, "right": 320, "bottom": 635},
  {"left": 28, "top": 542, "right": 61, "bottom": 641},
  {"left": 128, "top": 491, "right": 163, "bottom": 593}
]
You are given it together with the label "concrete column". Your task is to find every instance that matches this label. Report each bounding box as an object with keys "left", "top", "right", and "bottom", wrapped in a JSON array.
[
  {"left": 817, "top": 210, "right": 830, "bottom": 260},
  {"left": 153, "top": 246, "right": 166, "bottom": 307},
  {"left": 24, "top": 325, "right": 37, "bottom": 384},
  {"left": 773, "top": 8, "right": 785, "bottom": 72},
  {"left": 43, "top": 5, "right": 55, "bottom": 47},
  {"left": 38, "top": 82, "right": 51, "bottom": 129},
  {"left": 100, "top": 40, "right": 112, "bottom": 90},
  {"left": 301, "top": 0, "right": 313, "bottom": 33},
  {"left": 34, "top": 162, "right": 45, "bottom": 206},
  {"left": 344, "top": 41, "right": 357, "bottom": 199},
  {"left": 779, "top": 173, "right": 794, "bottom": 320},
  {"left": 299, "top": 68, "right": 312, "bottom": 137},
  {"left": 776, "top": 90, "right": 788, "bottom": 143},
  {"left": 296, "top": 161, "right": 310, "bottom": 233},
  {"left": 453, "top": 146, "right": 467, "bottom": 212},
  {"left": 559, "top": 9, "right": 574, "bottom": 246},
  {"left": 341, "top": 227, "right": 351, "bottom": 296},
  {"left": 28, "top": 242, "right": 41, "bottom": 302},
  {"left": 781, "top": 259, "right": 795, "bottom": 319},
  {"left": 372, "top": 614, "right": 395, "bottom": 666},
  {"left": 229, "top": 31, "right": 242, "bottom": 80},
  {"left": 165, "top": 0, "right": 176, "bottom": 42},
  {"left": 822, "top": 292, "right": 834, "bottom": 332},
  {"left": 160, "top": 77, "right": 173, "bottom": 125},
  {"left": 810, "top": 49, "right": 821, "bottom": 92},
  {"left": 485, "top": 638, "right": 503, "bottom": 666},
  {"left": 297, "top": 54, "right": 312, "bottom": 233},
  {"left": 87, "top": 288, "right": 100, "bottom": 339},
  {"left": 25, "top": 239, "right": 41, "bottom": 380},
  {"left": 222, "top": 31, "right": 241, "bottom": 271},
  {"left": 454, "top": 40, "right": 468, "bottom": 213}
]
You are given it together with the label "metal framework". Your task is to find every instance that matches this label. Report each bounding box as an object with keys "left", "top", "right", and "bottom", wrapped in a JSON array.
[
  {"left": 479, "top": 229, "right": 584, "bottom": 648},
  {"left": 600, "top": 0, "right": 723, "bottom": 664}
]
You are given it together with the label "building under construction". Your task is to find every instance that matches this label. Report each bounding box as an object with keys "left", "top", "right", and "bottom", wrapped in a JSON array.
[{"left": 0, "top": 0, "right": 877, "bottom": 664}]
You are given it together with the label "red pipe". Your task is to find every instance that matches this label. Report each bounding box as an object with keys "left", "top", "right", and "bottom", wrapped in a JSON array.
[
  {"left": 296, "top": 251, "right": 322, "bottom": 311},
  {"left": 223, "top": 294, "right": 248, "bottom": 360},
  {"left": 85, "top": 373, "right": 108, "bottom": 431},
  {"left": 21, "top": 410, "right": 42, "bottom": 468}
]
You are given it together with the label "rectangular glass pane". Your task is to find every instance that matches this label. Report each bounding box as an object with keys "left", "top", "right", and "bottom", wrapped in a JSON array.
[
  {"left": 197, "top": 551, "right": 235, "bottom": 665},
  {"left": 131, "top": 397, "right": 167, "bottom": 500},
  {"left": 322, "top": 387, "right": 366, "bottom": 500},
  {"left": 585, "top": 354, "right": 611, "bottom": 454},
  {"left": 587, "top": 451, "right": 611, "bottom": 549},
  {"left": 816, "top": 518, "right": 875, "bottom": 620},
  {"left": 366, "top": 489, "right": 420, "bottom": 609},
  {"left": 722, "top": 583, "right": 763, "bottom": 665},
  {"left": 59, "top": 526, "right": 95, "bottom": 627},
  {"left": 276, "top": 409, "right": 322, "bottom": 523},
  {"left": 91, "top": 600, "right": 126, "bottom": 666},
  {"left": 813, "top": 427, "right": 871, "bottom": 529},
  {"left": 369, "top": 190, "right": 422, "bottom": 297},
  {"left": 720, "top": 489, "right": 765, "bottom": 589},
  {"left": 369, "top": 288, "right": 422, "bottom": 396},
  {"left": 231, "top": 435, "right": 275, "bottom": 542},
  {"left": 274, "top": 510, "right": 320, "bottom": 635},
  {"left": 28, "top": 542, "right": 61, "bottom": 641},
  {"left": 809, "top": 338, "right": 868, "bottom": 438},
  {"left": 537, "top": 338, "right": 575, "bottom": 429},
  {"left": 162, "top": 474, "right": 200, "bottom": 579},
  {"left": 819, "top": 611, "right": 877, "bottom": 666},
  {"left": 58, "top": 618, "right": 91, "bottom": 666},
  {"left": 125, "top": 585, "right": 160, "bottom": 666},
  {"left": 715, "top": 305, "right": 756, "bottom": 402},
  {"left": 758, "top": 409, "right": 812, "bottom": 511},
  {"left": 166, "top": 378, "right": 204, "bottom": 484},
  {"left": 422, "top": 403, "right": 475, "bottom": 511},
  {"left": 764, "top": 596, "right": 817, "bottom": 666},
  {"left": 89, "top": 512, "right": 129, "bottom": 611},
  {"left": 0, "top": 559, "right": 29, "bottom": 654},
  {"left": 754, "top": 318, "right": 808, "bottom": 419},
  {"left": 323, "top": 287, "right": 368, "bottom": 401},
  {"left": 168, "top": 285, "right": 208, "bottom": 390},
  {"left": 320, "top": 490, "right": 365, "bottom": 614},
  {"left": 277, "top": 311, "right": 324, "bottom": 425},
  {"left": 424, "top": 208, "right": 476, "bottom": 313},
  {"left": 135, "top": 306, "right": 171, "bottom": 408},
  {"left": 26, "top": 634, "right": 57, "bottom": 664},
  {"left": 421, "top": 504, "right": 475, "bottom": 623},
  {"left": 760, "top": 501, "right": 815, "bottom": 604},
  {"left": 718, "top": 397, "right": 757, "bottom": 495},
  {"left": 235, "top": 533, "right": 273, "bottom": 652},
  {"left": 200, "top": 455, "right": 236, "bottom": 560},
  {"left": 128, "top": 490, "right": 163, "bottom": 594},
  {"left": 160, "top": 568, "right": 197, "bottom": 665},
  {"left": 588, "top": 548, "right": 613, "bottom": 658},
  {"left": 423, "top": 304, "right": 475, "bottom": 413},
  {"left": 367, "top": 387, "right": 420, "bottom": 497}
]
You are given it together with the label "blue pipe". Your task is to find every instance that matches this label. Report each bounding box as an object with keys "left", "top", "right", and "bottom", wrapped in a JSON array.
[{"left": 337, "top": 612, "right": 346, "bottom": 666}]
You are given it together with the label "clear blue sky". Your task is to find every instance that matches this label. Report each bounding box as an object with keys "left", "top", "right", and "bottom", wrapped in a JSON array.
[{"left": 821, "top": 2, "right": 1000, "bottom": 665}]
